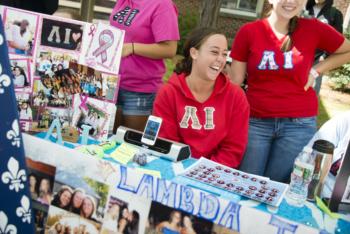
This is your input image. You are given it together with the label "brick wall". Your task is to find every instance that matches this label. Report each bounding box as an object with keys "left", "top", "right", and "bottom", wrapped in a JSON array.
[{"left": 174, "top": 0, "right": 350, "bottom": 44}]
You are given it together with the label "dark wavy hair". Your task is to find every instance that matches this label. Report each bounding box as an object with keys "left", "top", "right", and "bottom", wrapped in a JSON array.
[
  {"left": 306, "top": 0, "right": 334, "bottom": 11},
  {"left": 174, "top": 27, "right": 224, "bottom": 75}
]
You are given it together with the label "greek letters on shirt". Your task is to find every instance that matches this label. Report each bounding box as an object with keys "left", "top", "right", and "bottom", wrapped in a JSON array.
[
  {"left": 257, "top": 50, "right": 294, "bottom": 70},
  {"left": 113, "top": 6, "right": 140, "bottom": 26},
  {"left": 179, "top": 106, "right": 215, "bottom": 130}
]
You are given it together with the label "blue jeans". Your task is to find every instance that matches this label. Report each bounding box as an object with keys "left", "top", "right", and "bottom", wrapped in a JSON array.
[
  {"left": 117, "top": 88, "right": 156, "bottom": 116},
  {"left": 239, "top": 117, "right": 317, "bottom": 183}
]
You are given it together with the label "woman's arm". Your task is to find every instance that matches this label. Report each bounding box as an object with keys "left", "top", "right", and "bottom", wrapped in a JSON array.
[
  {"left": 229, "top": 60, "right": 247, "bottom": 86},
  {"left": 122, "top": 40, "right": 177, "bottom": 59},
  {"left": 305, "top": 39, "right": 350, "bottom": 90}
]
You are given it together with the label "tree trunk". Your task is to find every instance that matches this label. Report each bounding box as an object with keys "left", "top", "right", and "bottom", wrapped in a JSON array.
[{"left": 199, "top": 0, "right": 222, "bottom": 28}]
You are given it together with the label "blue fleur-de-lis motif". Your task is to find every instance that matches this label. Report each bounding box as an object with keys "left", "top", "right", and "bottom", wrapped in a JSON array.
[
  {"left": 16, "top": 196, "right": 31, "bottom": 224},
  {"left": 1, "top": 157, "right": 26, "bottom": 192},
  {"left": 6, "top": 120, "right": 21, "bottom": 148},
  {"left": 0, "top": 211, "right": 17, "bottom": 234},
  {"left": 0, "top": 63, "right": 11, "bottom": 94}
]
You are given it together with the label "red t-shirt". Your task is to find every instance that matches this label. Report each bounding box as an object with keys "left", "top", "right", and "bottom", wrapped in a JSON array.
[{"left": 230, "top": 18, "right": 344, "bottom": 117}]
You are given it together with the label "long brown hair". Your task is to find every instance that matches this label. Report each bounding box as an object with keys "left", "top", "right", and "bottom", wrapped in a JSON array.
[
  {"left": 175, "top": 27, "right": 224, "bottom": 75},
  {"left": 265, "top": 5, "right": 299, "bottom": 52}
]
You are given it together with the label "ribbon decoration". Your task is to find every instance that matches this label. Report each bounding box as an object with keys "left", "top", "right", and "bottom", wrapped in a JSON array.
[
  {"left": 88, "top": 24, "right": 97, "bottom": 37},
  {"left": 79, "top": 94, "right": 89, "bottom": 111},
  {"left": 92, "top": 29, "right": 114, "bottom": 64}
]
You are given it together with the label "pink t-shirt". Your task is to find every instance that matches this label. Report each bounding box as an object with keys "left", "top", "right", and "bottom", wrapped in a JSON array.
[{"left": 110, "top": 0, "right": 180, "bottom": 93}]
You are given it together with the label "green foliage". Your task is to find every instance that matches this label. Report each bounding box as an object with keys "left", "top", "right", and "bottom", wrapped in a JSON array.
[
  {"left": 177, "top": 9, "right": 199, "bottom": 55},
  {"left": 163, "top": 58, "right": 176, "bottom": 82},
  {"left": 327, "top": 29, "right": 350, "bottom": 92},
  {"left": 84, "top": 177, "right": 109, "bottom": 210},
  {"left": 328, "top": 63, "right": 350, "bottom": 91}
]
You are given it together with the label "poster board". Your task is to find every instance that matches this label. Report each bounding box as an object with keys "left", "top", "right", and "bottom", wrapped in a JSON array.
[
  {"left": 1, "top": 5, "right": 123, "bottom": 140},
  {"left": 23, "top": 134, "right": 327, "bottom": 234}
]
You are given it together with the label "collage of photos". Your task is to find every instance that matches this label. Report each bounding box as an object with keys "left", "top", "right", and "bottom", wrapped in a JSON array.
[{"left": 3, "top": 6, "right": 121, "bottom": 137}]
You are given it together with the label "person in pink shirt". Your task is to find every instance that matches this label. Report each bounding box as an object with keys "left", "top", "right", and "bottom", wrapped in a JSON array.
[{"left": 110, "top": 0, "right": 180, "bottom": 132}]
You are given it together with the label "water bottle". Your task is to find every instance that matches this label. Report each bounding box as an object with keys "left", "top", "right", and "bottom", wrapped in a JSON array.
[{"left": 286, "top": 147, "right": 315, "bottom": 207}]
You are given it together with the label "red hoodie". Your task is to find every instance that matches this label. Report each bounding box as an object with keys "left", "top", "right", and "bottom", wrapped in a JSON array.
[{"left": 153, "top": 72, "right": 250, "bottom": 168}]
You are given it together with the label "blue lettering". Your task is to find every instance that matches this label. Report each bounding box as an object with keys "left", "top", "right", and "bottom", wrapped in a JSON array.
[
  {"left": 135, "top": 174, "right": 154, "bottom": 199},
  {"left": 197, "top": 192, "right": 219, "bottom": 221},
  {"left": 269, "top": 215, "right": 298, "bottom": 234},
  {"left": 155, "top": 179, "right": 177, "bottom": 207},
  {"left": 218, "top": 201, "right": 241, "bottom": 231},
  {"left": 178, "top": 185, "right": 194, "bottom": 213},
  {"left": 117, "top": 166, "right": 136, "bottom": 192}
]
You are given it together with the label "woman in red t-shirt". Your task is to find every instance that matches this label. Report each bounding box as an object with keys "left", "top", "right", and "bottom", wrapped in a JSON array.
[{"left": 229, "top": 0, "right": 350, "bottom": 182}]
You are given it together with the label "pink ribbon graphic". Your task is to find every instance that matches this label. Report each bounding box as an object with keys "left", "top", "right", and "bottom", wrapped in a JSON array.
[
  {"left": 88, "top": 24, "right": 96, "bottom": 37},
  {"left": 79, "top": 94, "right": 89, "bottom": 111},
  {"left": 92, "top": 29, "right": 114, "bottom": 64}
]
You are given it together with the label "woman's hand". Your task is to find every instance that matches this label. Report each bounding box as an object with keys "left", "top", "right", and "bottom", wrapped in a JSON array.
[{"left": 304, "top": 74, "right": 316, "bottom": 91}]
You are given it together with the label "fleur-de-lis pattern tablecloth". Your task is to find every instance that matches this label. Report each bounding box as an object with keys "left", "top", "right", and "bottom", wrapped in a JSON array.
[{"left": 0, "top": 17, "right": 35, "bottom": 234}]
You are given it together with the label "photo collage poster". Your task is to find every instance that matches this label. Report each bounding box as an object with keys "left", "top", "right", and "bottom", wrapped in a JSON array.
[
  {"left": 1, "top": 5, "right": 124, "bottom": 140},
  {"left": 23, "top": 134, "right": 322, "bottom": 234}
]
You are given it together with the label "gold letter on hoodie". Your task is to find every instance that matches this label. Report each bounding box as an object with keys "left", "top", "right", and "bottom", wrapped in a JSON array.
[
  {"left": 180, "top": 106, "right": 202, "bottom": 129},
  {"left": 204, "top": 107, "right": 215, "bottom": 129}
]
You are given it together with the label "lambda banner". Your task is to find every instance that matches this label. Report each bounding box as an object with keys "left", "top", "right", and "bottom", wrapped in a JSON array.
[{"left": 22, "top": 134, "right": 326, "bottom": 234}]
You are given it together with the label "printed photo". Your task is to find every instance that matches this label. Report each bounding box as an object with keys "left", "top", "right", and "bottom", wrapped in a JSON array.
[
  {"left": 74, "top": 101, "right": 109, "bottom": 138},
  {"left": 10, "top": 58, "right": 31, "bottom": 88},
  {"left": 15, "top": 92, "right": 33, "bottom": 120},
  {"left": 50, "top": 169, "right": 109, "bottom": 224},
  {"left": 40, "top": 18, "right": 84, "bottom": 51},
  {"left": 147, "top": 202, "right": 213, "bottom": 234},
  {"left": 32, "top": 76, "right": 73, "bottom": 108},
  {"left": 4, "top": 8, "right": 39, "bottom": 56},
  {"left": 101, "top": 196, "right": 128, "bottom": 234},
  {"left": 70, "top": 62, "right": 119, "bottom": 102},
  {"left": 26, "top": 158, "right": 56, "bottom": 234},
  {"left": 45, "top": 206, "right": 101, "bottom": 234},
  {"left": 35, "top": 49, "right": 77, "bottom": 76},
  {"left": 101, "top": 191, "right": 151, "bottom": 234},
  {"left": 31, "top": 107, "right": 71, "bottom": 132},
  {"left": 212, "top": 223, "right": 240, "bottom": 234}
]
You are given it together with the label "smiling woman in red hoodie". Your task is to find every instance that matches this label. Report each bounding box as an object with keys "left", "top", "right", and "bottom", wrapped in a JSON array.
[{"left": 153, "top": 28, "right": 249, "bottom": 168}]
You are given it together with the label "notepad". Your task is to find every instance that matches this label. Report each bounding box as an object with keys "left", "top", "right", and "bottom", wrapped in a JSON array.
[
  {"left": 109, "top": 143, "right": 139, "bottom": 165},
  {"left": 135, "top": 168, "right": 161, "bottom": 178}
]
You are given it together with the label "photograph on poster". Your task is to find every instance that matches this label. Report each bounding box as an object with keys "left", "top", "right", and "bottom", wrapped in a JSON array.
[
  {"left": 10, "top": 58, "right": 31, "bottom": 88},
  {"left": 50, "top": 170, "right": 109, "bottom": 224},
  {"left": 40, "top": 17, "right": 84, "bottom": 51},
  {"left": 32, "top": 77, "right": 72, "bottom": 108},
  {"left": 31, "top": 107, "right": 71, "bottom": 132},
  {"left": 101, "top": 196, "right": 128, "bottom": 233},
  {"left": 70, "top": 62, "right": 119, "bottom": 102},
  {"left": 15, "top": 92, "right": 33, "bottom": 120},
  {"left": 212, "top": 223, "right": 240, "bottom": 234},
  {"left": 147, "top": 202, "right": 213, "bottom": 234},
  {"left": 4, "top": 8, "right": 39, "bottom": 56},
  {"left": 26, "top": 157, "right": 56, "bottom": 233},
  {"left": 102, "top": 190, "right": 151, "bottom": 234},
  {"left": 74, "top": 102, "right": 108, "bottom": 137},
  {"left": 46, "top": 206, "right": 101, "bottom": 234},
  {"left": 35, "top": 49, "right": 77, "bottom": 76}
]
